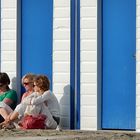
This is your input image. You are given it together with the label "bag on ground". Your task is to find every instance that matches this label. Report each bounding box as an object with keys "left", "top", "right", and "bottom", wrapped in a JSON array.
[{"left": 19, "top": 114, "right": 46, "bottom": 129}]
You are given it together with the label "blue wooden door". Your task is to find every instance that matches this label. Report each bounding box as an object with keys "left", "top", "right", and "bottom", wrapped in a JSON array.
[
  {"left": 21, "top": 0, "right": 53, "bottom": 85},
  {"left": 102, "top": 0, "right": 136, "bottom": 129}
]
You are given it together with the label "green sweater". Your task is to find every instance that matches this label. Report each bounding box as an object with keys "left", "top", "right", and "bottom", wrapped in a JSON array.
[{"left": 0, "top": 89, "right": 17, "bottom": 109}]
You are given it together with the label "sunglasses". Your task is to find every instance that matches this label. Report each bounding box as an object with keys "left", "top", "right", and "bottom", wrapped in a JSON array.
[{"left": 23, "top": 82, "right": 31, "bottom": 85}]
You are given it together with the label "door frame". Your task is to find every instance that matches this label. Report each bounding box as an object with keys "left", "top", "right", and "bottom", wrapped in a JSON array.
[{"left": 97, "top": 0, "right": 102, "bottom": 130}]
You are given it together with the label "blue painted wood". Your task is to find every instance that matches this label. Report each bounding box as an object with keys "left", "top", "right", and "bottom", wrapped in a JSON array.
[
  {"left": 70, "top": 0, "right": 81, "bottom": 129},
  {"left": 70, "top": 0, "right": 75, "bottom": 129},
  {"left": 21, "top": 0, "right": 53, "bottom": 86},
  {"left": 76, "top": 0, "right": 80, "bottom": 129},
  {"left": 102, "top": 0, "right": 136, "bottom": 129}
]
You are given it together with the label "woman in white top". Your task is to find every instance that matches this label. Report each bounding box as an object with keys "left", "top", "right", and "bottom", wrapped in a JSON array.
[{"left": 7, "top": 75, "right": 60, "bottom": 129}]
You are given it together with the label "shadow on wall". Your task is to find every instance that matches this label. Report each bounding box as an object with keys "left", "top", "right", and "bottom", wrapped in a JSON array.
[
  {"left": 11, "top": 77, "right": 17, "bottom": 91},
  {"left": 11, "top": 77, "right": 22, "bottom": 103},
  {"left": 59, "top": 85, "right": 70, "bottom": 129}
]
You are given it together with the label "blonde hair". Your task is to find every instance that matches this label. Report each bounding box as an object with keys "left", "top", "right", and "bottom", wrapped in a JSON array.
[{"left": 22, "top": 73, "right": 36, "bottom": 85}]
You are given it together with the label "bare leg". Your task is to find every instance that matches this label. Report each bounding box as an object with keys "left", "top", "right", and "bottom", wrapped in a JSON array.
[
  {"left": 0, "top": 108, "right": 10, "bottom": 127},
  {"left": 9, "top": 111, "right": 19, "bottom": 122},
  {"left": 0, "top": 111, "right": 19, "bottom": 129},
  {"left": 0, "top": 108, "right": 9, "bottom": 120},
  {"left": 0, "top": 111, "right": 19, "bottom": 125}
]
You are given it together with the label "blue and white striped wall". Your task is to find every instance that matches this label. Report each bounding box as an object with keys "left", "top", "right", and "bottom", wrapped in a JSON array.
[{"left": 1, "top": 0, "right": 140, "bottom": 131}]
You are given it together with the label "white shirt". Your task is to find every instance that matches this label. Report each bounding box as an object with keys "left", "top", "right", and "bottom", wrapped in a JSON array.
[{"left": 22, "top": 90, "right": 60, "bottom": 117}]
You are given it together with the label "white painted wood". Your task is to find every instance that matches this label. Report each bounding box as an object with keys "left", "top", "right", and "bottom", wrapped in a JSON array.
[
  {"left": 1, "top": 0, "right": 17, "bottom": 91},
  {"left": 136, "top": 0, "right": 140, "bottom": 131},
  {"left": 80, "top": 0, "right": 97, "bottom": 130},
  {"left": 53, "top": 0, "right": 70, "bottom": 129}
]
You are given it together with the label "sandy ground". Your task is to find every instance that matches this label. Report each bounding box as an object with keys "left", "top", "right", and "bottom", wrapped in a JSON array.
[{"left": 0, "top": 129, "right": 139, "bottom": 140}]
